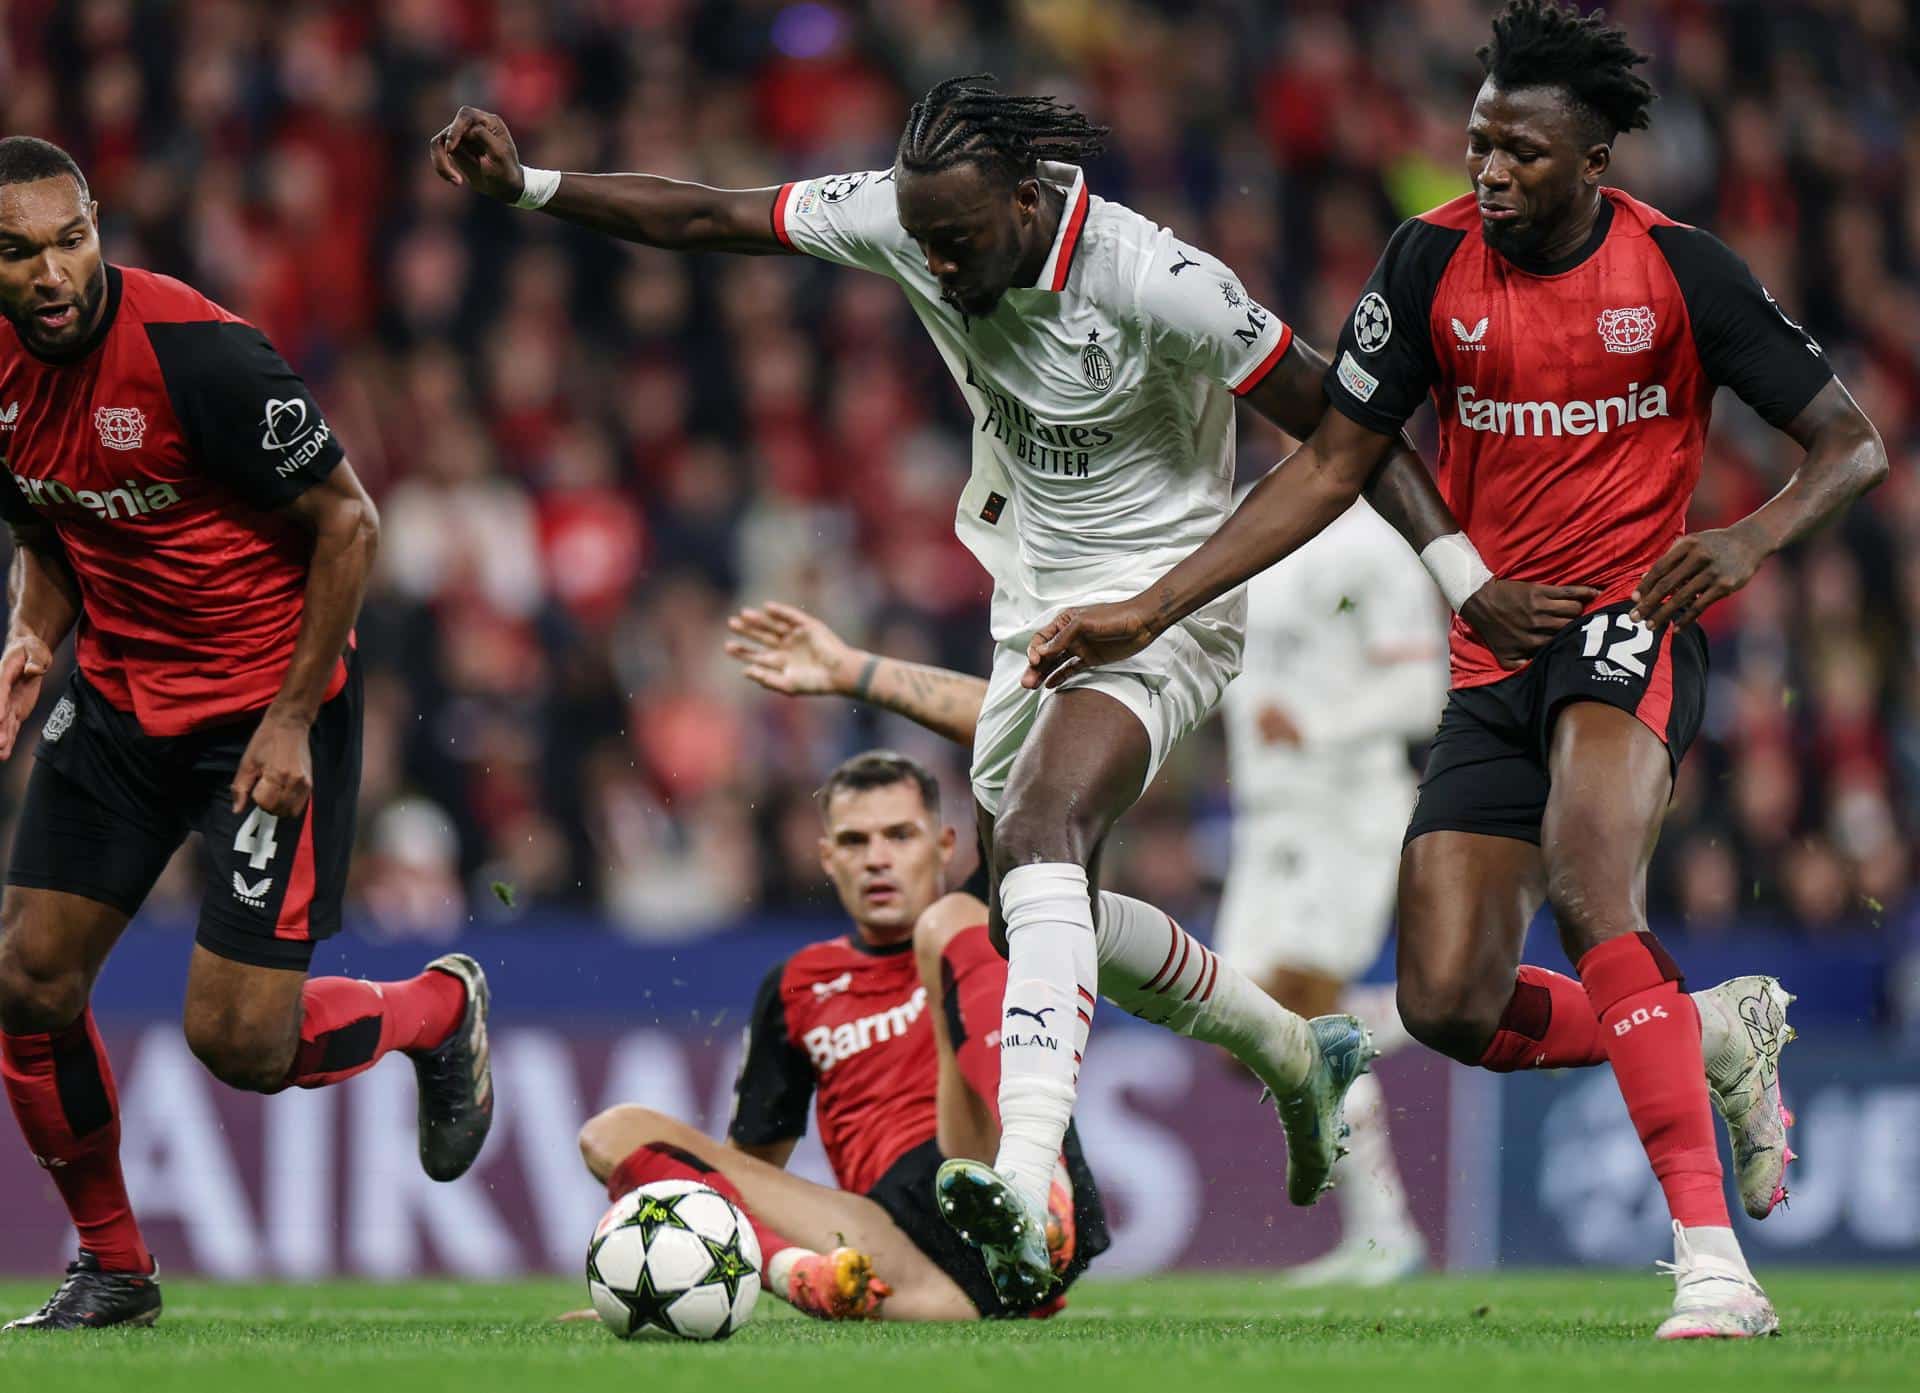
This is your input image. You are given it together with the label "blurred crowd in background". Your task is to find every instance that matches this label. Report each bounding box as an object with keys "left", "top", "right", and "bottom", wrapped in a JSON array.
[{"left": 1, "top": 0, "right": 1916, "bottom": 960}]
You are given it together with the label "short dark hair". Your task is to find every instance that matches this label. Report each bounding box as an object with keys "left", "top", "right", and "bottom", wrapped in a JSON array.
[
  {"left": 818, "top": 750, "right": 941, "bottom": 821},
  {"left": 1478, "top": 1, "right": 1655, "bottom": 147},
  {"left": 897, "top": 74, "right": 1109, "bottom": 189},
  {"left": 0, "top": 137, "right": 89, "bottom": 202}
]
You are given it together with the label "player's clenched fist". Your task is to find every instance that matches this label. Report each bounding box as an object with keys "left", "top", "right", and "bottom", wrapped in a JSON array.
[
  {"left": 231, "top": 710, "right": 314, "bottom": 818},
  {"left": 1023, "top": 600, "right": 1157, "bottom": 690},
  {"left": 1459, "top": 578, "right": 1600, "bottom": 670},
  {"left": 428, "top": 106, "right": 526, "bottom": 202},
  {"left": 0, "top": 633, "right": 52, "bottom": 760}
]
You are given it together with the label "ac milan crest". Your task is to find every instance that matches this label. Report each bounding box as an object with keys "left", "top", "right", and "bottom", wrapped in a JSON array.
[{"left": 1081, "top": 331, "right": 1114, "bottom": 392}]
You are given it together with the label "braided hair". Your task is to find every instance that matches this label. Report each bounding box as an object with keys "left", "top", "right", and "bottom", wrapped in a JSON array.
[
  {"left": 1478, "top": 1, "right": 1655, "bottom": 147},
  {"left": 896, "top": 75, "right": 1109, "bottom": 188}
]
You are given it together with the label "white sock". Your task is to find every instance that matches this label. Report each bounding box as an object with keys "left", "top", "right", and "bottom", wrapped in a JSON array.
[
  {"left": 1342, "top": 983, "right": 1413, "bottom": 1058},
  {"left": 765, "top": 1246, "right": 812, "bottom": 1298},
  {"left": 1094, "top": 891, "right": 1313, "bottom": 1094},
  {"left": 1682, "top": 1225, "right": 1753, "bottom": 1279},
  {"left": 1331, "top": 1072, "right": 1414, "bottom": 1240},
  {"left": 993, "top": 864, "right": 1097, "bottom": 1216}
]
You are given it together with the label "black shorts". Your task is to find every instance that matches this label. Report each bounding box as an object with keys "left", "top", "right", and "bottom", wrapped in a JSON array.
[
  {"left": 8, "top": 660, "right": 363, "bottom": 970},
  {"left": 1405, "top": 600, "right": 1708, "bottom": 846},
  {"left": 864, "top": 1130, "right": 1109, "bottom": 1319}
]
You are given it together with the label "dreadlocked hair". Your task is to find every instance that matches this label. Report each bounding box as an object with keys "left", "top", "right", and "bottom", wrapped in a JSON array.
[
  {"left": 1478, "top": 0, "right": 1655, "bottom": 146},
  {"left": 897, "top": 75, "right": 1109, "bottom": 187}
]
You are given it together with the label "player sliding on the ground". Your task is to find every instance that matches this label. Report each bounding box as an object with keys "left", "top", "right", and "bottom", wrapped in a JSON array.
[
  {"left": 729, "top": 549, "right": 1445, "bottom": 1289},
  {"left": 570, "top": 751, "right": 1106, "bottom": 1321},
  {"left": 726, "top": 599, "right": 1820, "bottom": 1295},
  {"left": 1022, "top": 1, "right": 1887, "bottom": 1340},
  {"left": 432, "top": 74, "right": 1587, "bottom": 1306},
  {"left": 0, "top": 139, "right": 494, "bottom": 1332}
]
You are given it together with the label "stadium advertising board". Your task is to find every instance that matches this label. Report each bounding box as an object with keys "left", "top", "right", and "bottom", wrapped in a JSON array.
[
  {"left": 0, "top": 1019, "right": 1453, "bottom": 1278},
  {"left": 1490, "top": 1045, "right": 1920, "bottom": 1266}
]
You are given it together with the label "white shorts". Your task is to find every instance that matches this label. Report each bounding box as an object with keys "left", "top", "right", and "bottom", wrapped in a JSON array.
[
  {"left": 1212, "top": 785, "right": 1412, "bottom": 983},
  {"left": 969, "top": 593, "right": 1244, "bottom": 817}
]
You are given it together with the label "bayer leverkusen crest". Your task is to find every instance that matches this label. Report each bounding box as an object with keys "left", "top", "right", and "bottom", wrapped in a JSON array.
[
  {"left": 1596, "top": 306, "right": 1656, "bottom": 355},
  {"left": 93, "top": 406, "right": 147, "bottom": 451}
]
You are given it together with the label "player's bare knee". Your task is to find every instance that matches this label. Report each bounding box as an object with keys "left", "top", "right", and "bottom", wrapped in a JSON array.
[
  {"left": 1542, "top": 864, "right": 1639, "bottom": 961},
  {"left": 911, "top": 894, "right": 978, "bottom": 980},
  {"left": 989, "top": 796, "right": 1094, "bottom": 877},
  {"left": 184, "top": 1010, "right": 294, "bottom": 1092},
  {"left": 1396, "top": 979, "right": 1502, "bottom": 1064},
  {"left": 578, "top": 1104, "right": 668, "bottom": 1176},
  {"left": 187, "top": 1030, "right": 292, "bottom": 1092},
  {"left": 0, "top": 925, "right": 88, "bottom": 1033}
]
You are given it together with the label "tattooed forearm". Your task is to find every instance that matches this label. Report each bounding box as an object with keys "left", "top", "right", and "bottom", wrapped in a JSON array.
[{"left": 860, "top": 657, "right": 989, "bottom": 747}]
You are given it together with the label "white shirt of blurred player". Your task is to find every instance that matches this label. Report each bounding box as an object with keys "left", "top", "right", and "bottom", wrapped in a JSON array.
[
  {"left": 1221, "top": 498, "right": 1448, "bottom": 812},
  {"left": 775, "top": 164, "right": 1292, "bottom": 642}
]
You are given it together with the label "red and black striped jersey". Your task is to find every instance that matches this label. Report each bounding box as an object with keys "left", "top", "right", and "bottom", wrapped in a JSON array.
[
  {"left": 0, "top": 265, "right": 347, "bottom": 735},
  {"left": 1324, "top": 190, "right": 1835, "bottom": 690}
]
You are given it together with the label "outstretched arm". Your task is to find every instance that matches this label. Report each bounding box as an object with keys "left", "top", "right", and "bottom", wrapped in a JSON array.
[
  {"left": 1633, "top": 379, "right": 1887, "bottom": 628},
  {"left": 1237, "top": 343, "right": 1598, "bottom": 672},
  {"left": 726, "top": 603, "right": 986, "bottom": 747},
  {"left": 429, "top": 106, "right": 790, "bottom": 255},
  {"left": 1024, "top": 377, "right": 1595, "bottom": 689}
]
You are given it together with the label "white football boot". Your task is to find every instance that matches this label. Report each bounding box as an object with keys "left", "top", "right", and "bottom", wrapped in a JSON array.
[
  {"left": 1695, "top": 976, "right": 1796, "bottom": 1218},
  {"left": 1654, "top": 1221, "right": 1779, "bottom": 1339},
  {"left": 1281, "top": 1226, "right": 1428, "bottom": 1288}
]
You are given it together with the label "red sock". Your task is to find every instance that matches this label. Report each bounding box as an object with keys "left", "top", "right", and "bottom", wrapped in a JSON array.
[
  {"left": 2, "top": 1011, "right": 152, "bottom": 1273},
  {"left": 607, "top": 1141, "right": 798, "bottom": 1276},
  {"left": 941, "top": 927, "right": 1008, "bottom": 1114},
  {"left": 1579, "top": 932, "right": 1729, "bottom": 1229},
  {"left": 282, "top": 970, "right": 467, "bottom": 1090},
  {"left": 1477, "top": 966, "right": 1607, "bottom": 1071}
]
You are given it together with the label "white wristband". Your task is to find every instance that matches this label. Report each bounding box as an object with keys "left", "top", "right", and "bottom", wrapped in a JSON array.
[
  {"left": 1419, "top": 531, "right": 1494, "bottom": 612},
  {"left": 514, "top": 167, "right": 562, "bottom": 210}
]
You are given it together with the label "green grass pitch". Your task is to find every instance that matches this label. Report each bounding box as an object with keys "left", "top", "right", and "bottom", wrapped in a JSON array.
[{"left": 1, "top": 1273, "right": 1913, "bottom": 1393}]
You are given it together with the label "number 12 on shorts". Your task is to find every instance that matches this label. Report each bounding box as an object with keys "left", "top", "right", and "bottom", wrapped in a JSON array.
[
  {"left": 234, "top": 805, "right": 280, "bottom": 870},
  {"left": 1580, "top": 612, "right": 1654, "bottom": 677}
]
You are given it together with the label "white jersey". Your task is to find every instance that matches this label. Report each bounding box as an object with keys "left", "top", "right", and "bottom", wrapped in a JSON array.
[
  {"left": 774, "top": 163, "right": 1293, "bottom": 643},
  {"left": 1221, "top": 499, "right": 1448, "bottom": 811}
]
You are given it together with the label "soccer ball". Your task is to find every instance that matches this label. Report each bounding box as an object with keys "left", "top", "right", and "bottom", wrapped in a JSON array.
[{"left": 586, "top": 1179, "right": 761, "bottom": 1340}]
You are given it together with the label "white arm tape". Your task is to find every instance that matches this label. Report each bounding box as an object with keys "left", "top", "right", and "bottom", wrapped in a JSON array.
[
  {"left": 1419, "top": 531, "right": 1494, "bottom": 612},
  {"left": 515, "top": 167, "right": 562, "bottom": 210}
]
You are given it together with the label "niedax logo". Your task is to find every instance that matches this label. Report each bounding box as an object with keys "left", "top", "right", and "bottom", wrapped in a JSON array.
[{"left": 260, "top": 396, "right": 332, "bottom": 477}]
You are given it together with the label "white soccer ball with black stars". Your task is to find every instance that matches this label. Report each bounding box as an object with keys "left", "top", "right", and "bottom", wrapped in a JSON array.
[{"left": 586, "top": 1179, "right": 762, "bottom": 1341}]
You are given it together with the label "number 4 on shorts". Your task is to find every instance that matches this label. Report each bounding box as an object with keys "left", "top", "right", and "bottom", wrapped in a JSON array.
[
  {"left": 1580, "top": 612, "right": 1654, "bottom": 677},
  {"left": 234, "top": 806, "right": 280, "bottom": 870}
]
